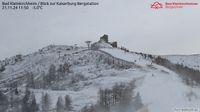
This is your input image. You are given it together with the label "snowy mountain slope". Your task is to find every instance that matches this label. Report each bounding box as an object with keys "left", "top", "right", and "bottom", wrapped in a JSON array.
[
  {"left": 0, "top": 45, "right": 145, "bottom": 111},
  {"left": 0, "top": 46, "right": 135, "bottom": 89},
  {"left": 32, "top": 69, "right": 144, "bottom": 111},
  {"left": 163, "top": 55, "right": 200, "bottom": 71},
  {"left": 101, "top": 48, "right": 152, "bottom": 67},
  {"left": 0, "top": 45, "right": 200, "bottom": 112},
  {"left": 0, "top": 45, "right": 87, "bottom": 88},
  {"left": 101, "top": 48, "right": 200, "bottom": 112}
]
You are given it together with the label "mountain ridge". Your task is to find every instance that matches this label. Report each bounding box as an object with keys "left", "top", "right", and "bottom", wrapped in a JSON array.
[{"left": 0, "top": 43, "right": 200, "bottom": 112}]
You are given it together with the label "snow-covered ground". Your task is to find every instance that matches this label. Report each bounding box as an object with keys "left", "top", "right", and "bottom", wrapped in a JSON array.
[
  {"left": 101, "top": 48, "right": 152, "bottom": 67},
  {"left": 1, "top": 45, "right": 200, "bottom": 112},
  {"left": 101, "top": 48, "right": 200, "bottom": 112},
  {"left": 163, "top": 55, "right": 200, "bottom": 71}
]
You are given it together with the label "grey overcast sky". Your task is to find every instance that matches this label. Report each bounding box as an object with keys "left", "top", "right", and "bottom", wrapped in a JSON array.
[{"left": 0, "top": 0, "right": 200, "bottom": 60}]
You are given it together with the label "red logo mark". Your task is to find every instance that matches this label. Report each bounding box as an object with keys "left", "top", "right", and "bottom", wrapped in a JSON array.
[{"left": 151, "top": 2, "right": 163, "bottom": 9}]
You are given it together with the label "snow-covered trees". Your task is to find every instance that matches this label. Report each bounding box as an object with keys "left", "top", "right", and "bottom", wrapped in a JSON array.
[
  {"left": 56, "top": 95, "right": 72, "bottom": 112},
  {"left": 64, "top": 95, "right": 72, "bottom": 111},
  {"left": 132, "top": 93, "right": 143, "bottom": 110},
  {"left": 99, "top": 88, "right": 112, "bottom": 110},
  {"left": 0, "top": 65, "right": 5, "bottom": 72},
  {"left": 30, "top": 94, "right": 38, "bottom": 112},
  {"left": 98, "top": 83, "right": 134, "bottom": 111},
  {"left": 21, "top": 88, "right": 38, "bottom": 112},
  {"left": 42, "top": 64, "right": 57, "bottom": 87},
  {"left": 71, "top": 73, "right": 86, "bottom": 84},
  {"left": 57, "top": 63, "right": 70, "bottom": 81},
  {"left": 26, "top": 72, "right": 35, "bottom": 88},
  {"left": 26, "top": 63, "right": 71, "bottom": 89},
  {"left": 41, "top": 93, "right": 51, "bottom": 112},
  {"left": 154, "top": 56, "right": 200, "bottom": 86},
  {"left": 57, "top": 64, "right": 65, "bottom": 80},
  {"left": 48, "top": 64, "right": 56, "bottom": 84},
  {"left": 90, "top": 81, "right": 144, "bottom": 112},
  {"left": 34, "top": 72, "right": 46, "bottom": 89},
  {"left": 0, "top": 87, "right": 40, "bottom": 112},
  {"left": 56, "top": 96, "right": 65, "bottom": 112},
  {"left": 22, "top": 88, "right": 31, "bottom": 112},
  {"left": 0, "top": 91, "right": 8, "bottom": 112},
  {"left": 120, "top": 46, "right": 129, "bottom": 52}
]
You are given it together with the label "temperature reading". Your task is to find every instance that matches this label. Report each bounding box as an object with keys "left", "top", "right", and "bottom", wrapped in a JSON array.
[{"left": 33, "top": 5, "right": 43, "bottom": 10}]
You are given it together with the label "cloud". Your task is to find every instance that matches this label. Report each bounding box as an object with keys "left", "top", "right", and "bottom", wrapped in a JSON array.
[{"left": 0, "top": 0, "right": 200, "bottom": 59}]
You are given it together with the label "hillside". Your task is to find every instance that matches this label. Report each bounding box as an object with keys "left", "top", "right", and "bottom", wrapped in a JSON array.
[
  {"left": 163, "top": 55, "right": 200, "bottom": 71},
  {"left": 0, "top": 44, "right": 200, "bottom": 112}
]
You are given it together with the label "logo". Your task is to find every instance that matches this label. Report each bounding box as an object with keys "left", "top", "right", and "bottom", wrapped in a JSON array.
[
  {"left": 151, "top": 2, "right": 163, "bottom": 9},
  {"left": 150, "top": 1, "right": 198, "bottom": 9}
]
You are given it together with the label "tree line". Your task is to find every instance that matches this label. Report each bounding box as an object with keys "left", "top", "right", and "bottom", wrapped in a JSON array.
[
  {"left": 154, "top": 56, "right": 200, "bottom": 86},
  {"left": 26, "top": 63, "right": 70, "bottom": 89},
  {"left": 80, "top": 81, "right": 143, "bottom": 112},
  {"left": 0, "top": 88, "right": 72, "bottom": 112}
]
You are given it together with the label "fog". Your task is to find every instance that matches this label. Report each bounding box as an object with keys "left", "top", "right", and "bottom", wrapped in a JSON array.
[{"left": 0, "top": 0, "right": 200, "bottom": 59}]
